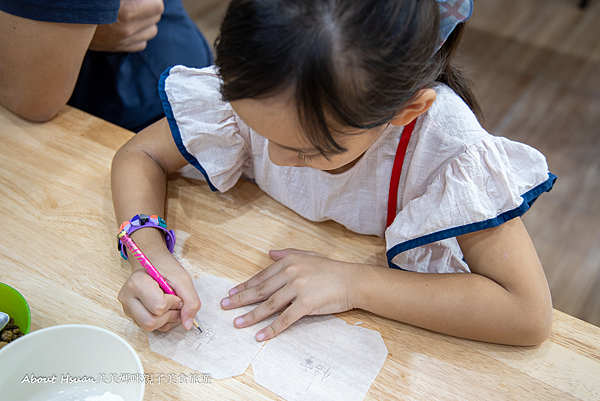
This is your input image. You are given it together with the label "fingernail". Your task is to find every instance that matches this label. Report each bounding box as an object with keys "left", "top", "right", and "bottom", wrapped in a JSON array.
[
  {"left": 234, "top": 317, "right": 244, "bottom": 326},
  {"left": 221, "top": 298, "right": 230, "bottom": 308},
  {"left": 256, "top": 332, "right": 265, "bottom": 341},
  {"left": 178, "top": 301, "right": 184, "bottom": 309},
  {"left": 185, "top": 318, "right": 193, "bottom": 330},
  {"left": 229, "top": 288, "right": 238, "bottom": 295}
]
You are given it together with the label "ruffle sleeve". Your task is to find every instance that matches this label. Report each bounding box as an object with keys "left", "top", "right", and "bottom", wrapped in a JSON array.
[
  {"left": 385, "top": 135, "right": 556, "bottom": 271},
  {"left": 159, "top": 65, "right": 251, "bottom": 192}
]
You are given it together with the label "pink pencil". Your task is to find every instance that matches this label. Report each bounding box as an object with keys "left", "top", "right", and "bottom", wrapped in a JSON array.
[{"left": 118, "top": 230, "right": 201, "bottom": 332}]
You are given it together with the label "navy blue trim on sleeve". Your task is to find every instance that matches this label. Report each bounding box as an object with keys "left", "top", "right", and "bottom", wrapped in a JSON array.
[
  {"left": 386, "top": 172, "right": 557, "bottom": 270},
  {"left": 0, "top": 0, "right": 120, "bottom": 24},
  {"left": 158, "top": 67, "right": 219, "bottom": 192}
]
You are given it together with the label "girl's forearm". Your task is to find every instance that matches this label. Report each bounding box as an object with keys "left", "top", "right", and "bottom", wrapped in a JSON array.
[
  {"left": 111, "top": 118, "right": 189, "bottom": 267},
  {"left": 350, "top": 264, "right": 551, "bottom": 346},
  {"left": 111, "top": 146, "right": 170, "bottom": 268},
  {"left": 112, "top": 150, "right": 167, "bottom": 226}
]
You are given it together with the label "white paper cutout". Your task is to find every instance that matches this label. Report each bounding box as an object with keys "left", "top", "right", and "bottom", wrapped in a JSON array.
[
  {"left": 252, "top": 315, "right": 388, "bottom": 401},
  {"left": 148, "top": 275, "right": 389, "bottom": 400},
  {"left": 148, "top": 276, "right": 275, "bottom": 380}
]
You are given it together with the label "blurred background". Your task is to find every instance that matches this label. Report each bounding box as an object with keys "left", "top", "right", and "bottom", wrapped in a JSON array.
[{"left": 182, "top": 0, "right": 600, "bottom": 328}]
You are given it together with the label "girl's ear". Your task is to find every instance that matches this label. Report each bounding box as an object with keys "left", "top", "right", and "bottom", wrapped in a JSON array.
[{"left": 390, "top": 89, "right": 437, "bottom": 127}]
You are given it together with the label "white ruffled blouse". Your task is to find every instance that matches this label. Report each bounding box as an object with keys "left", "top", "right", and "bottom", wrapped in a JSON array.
[{"left": 159, "top": 65, "right": 555, "bottom": 273}]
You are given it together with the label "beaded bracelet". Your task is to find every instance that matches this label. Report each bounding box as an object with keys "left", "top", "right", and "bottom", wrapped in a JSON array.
[{"left": 117, "top": 214, "right": 176, "bottom": 260}]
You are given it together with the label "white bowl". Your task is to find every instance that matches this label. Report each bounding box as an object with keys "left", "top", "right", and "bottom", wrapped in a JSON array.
[{"left": 0, "top": 324, "right": 144, "bottom": 401}]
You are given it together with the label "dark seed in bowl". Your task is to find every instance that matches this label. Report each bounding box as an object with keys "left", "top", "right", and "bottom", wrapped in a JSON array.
[{"left": 0, "top": 318, "right": 24, "bottom": 348}]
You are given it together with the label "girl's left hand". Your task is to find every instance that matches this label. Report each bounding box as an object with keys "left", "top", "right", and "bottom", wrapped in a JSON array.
[{"left": 220, "top": 249, "right": 357, "bottom": 341}]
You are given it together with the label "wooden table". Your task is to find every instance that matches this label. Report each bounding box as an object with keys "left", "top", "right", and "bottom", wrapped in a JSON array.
[{"left": 1, "top": 104, "right": 599, "bottom": 400}]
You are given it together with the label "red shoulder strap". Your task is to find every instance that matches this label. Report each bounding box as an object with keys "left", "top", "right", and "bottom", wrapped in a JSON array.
[{"left": 386, "top": 118, "right": 417, "bottom": 229}]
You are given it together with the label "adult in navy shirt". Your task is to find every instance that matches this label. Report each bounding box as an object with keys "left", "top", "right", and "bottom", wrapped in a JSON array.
[{"left": 0, "top": 0, "right": 212, "bottom": 132}]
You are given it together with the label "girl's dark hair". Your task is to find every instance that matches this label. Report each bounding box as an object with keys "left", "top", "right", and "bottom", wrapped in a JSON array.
[{"left": 215, "top": 0, "right": 482, "bottom": 156}]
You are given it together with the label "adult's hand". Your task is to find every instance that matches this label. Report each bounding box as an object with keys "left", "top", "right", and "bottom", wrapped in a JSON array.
[{"left": 89, "top": 0, "right": 165, "bottom": 52}]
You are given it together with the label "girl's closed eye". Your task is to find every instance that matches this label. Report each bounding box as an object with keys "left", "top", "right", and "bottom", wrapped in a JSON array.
[{"left": 297, "top": 152, "right": 323, "bottom": 162}]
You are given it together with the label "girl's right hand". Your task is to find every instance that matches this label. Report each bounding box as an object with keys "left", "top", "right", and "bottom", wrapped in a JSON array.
[{"left": 117, "top": 253, "right": 201, "bottom": 332}]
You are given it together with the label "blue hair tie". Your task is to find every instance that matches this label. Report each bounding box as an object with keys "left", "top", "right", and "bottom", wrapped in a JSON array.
[{"left": 436, "top": 0, "right": 473, "bottom": 49}]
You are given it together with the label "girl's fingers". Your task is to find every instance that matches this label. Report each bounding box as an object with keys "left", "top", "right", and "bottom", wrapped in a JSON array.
[
  {"left": 254, "top": 301, "right": 306, "bottom": 341},
  {"left": 119, "top": 269, "right": 196, "bottom": 332},
  {"left": 233, "top": 287, "right": 296, "bottom": 330},
  {"left": 222, "top": 272, "right": 287, "bottom": 310},
  {"left": 128, "top": 271, "right": 183, "bottom": 316},
  {"left": 168, "top": 275, "right": 202, "bottom": 330},
  {"left": 227, "top": 249, "right": 320, "bottom": 297},
  {"left": 156, "top": 321, "right": 181, "bottom": 332},
  {"left": 227, "top": 257, "right": 286, "bottom": 297},
  {"left": 124, "top": 297, "right": 181, "bottom": 332}
]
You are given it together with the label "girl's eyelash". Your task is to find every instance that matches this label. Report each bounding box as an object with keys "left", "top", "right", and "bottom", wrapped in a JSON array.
[{"left": 297, "top": 152, "right": 323, "bottom": 162}]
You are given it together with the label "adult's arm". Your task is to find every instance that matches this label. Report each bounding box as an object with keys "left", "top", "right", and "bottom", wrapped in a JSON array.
[{"left": 0, "top": 10, "right": 96, "bottom": 122}]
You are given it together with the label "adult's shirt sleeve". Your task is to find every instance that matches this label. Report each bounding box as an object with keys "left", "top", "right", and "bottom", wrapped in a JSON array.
[{"left": 0, "top": 0, "right": 119, "bottom": 24}]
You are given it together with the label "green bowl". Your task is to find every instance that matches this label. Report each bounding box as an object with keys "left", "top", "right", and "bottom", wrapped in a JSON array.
[{"left": 0, "top": 283, "right": 31, "bottom": 334}]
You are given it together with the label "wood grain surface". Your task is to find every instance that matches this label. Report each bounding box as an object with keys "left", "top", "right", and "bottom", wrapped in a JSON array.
[{"left": 1, "top": 105, "right": 599, "bottom": 400}]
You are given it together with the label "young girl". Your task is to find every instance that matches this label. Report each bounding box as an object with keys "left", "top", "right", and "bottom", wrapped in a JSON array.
[{"left": 112, "top": 0, "right": 555, "bottom": 346}]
